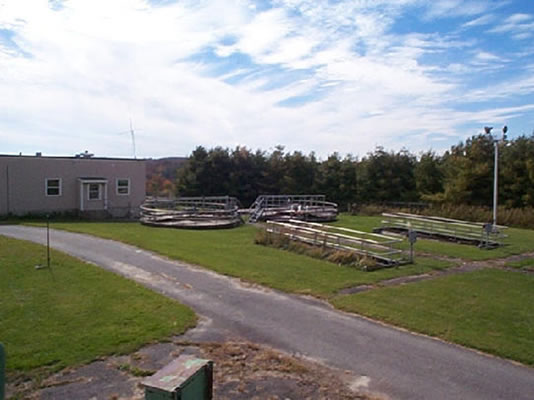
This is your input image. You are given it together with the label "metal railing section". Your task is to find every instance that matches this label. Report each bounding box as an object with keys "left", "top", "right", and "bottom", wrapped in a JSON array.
[
  {"left": 265, "top": 219, "right": 403, "bottom": 266},
  {"left": 140, "top": 196, "right": 242, "bottom": 229},
  {"left": 380, "top": 212, "right": 507, "bottom": 247},
  {"left": 248, "top": 195, "right": 338, "bottom": 223}
]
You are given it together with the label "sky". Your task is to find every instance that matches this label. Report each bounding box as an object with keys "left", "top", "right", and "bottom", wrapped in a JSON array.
[{"left": 1, "top": 0, "right": 533, "bottom": 159}]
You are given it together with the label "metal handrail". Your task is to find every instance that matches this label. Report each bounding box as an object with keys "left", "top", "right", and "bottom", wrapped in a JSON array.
[
  {"left": 265, "top": 220, "right": 403, "bottom": 266},
  {"left": 380, "top": 212, "right": 507, "bottom": 246}
]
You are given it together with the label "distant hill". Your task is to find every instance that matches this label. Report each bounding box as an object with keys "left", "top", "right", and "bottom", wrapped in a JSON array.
[{"left": 146, "top": 157, "right": 188, "bottom": 196}]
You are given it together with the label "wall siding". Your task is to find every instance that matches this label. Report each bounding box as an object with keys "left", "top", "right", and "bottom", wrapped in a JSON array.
[{"left": 0, "top": 156, "right": 146, "bottom": 217}]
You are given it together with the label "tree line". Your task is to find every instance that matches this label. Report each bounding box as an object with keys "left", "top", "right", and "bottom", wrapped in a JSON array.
[{"left": 153, "top": 133, "right": 534, "bottom": 209}]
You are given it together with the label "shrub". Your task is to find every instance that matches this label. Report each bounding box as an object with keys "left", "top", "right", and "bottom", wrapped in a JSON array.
[
  {"left": 254, "top": 229, "right": 290, "bottom": 248},
  {"left": 326, "top": 250, "right": 360, "bottom": 266},
  {"left": 358, "top": 256, "right": 379, "bottom": 271}
]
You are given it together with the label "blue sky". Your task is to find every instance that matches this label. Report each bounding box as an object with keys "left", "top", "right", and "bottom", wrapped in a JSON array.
[{"left": 1, "top": 0, "right": 533, "bottom": 158}]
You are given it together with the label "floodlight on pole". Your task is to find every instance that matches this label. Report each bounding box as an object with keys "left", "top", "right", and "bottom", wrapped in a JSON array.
[{"left": 485, "top": 125, "right": 508, "bottom": 228}]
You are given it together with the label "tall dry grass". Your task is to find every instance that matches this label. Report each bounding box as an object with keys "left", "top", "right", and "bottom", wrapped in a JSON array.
[
  {"left": 254, "top": 229, "right": 377, "bottom": 270},
  {"left": 352, "top": 203, "right": 534, "bottom": 228}
]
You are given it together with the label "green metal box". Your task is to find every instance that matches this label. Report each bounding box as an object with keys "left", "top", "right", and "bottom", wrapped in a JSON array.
[{"left": 142, "top": 356, "right": 213, "bottom": 400}]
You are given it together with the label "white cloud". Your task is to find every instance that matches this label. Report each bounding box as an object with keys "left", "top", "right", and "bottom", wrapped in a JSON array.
[
  {"left": 0, "top": 0, "right": 532, "bottom": 159},
  {"left": 462, "top": 14, "right": 495, "bottom": 28},
  {"left": 475, "top": 51, "right": 501, "bottom": 61},
  {"left": 506, "top": 13, "right": 532, "bottom": 24},
  {"left": 423, "top": 0, "right": 491, "bottom": 20},
  {"left": 487, "top": 13, "right": 534, "bottom": 40},
  {"left": 470, "top": 51, "right": 508, "bottom": 69},
  {"left": 460, "top": 73, "right": 534, "bottom": 102}
]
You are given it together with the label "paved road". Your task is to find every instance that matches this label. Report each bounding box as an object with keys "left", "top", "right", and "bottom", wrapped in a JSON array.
[{"left": 2, "top": 225, "right": 533, "bottom": 400}]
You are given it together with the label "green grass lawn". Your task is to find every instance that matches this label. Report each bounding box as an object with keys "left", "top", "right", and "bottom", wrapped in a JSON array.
[
  {"left": 332, "top": 268, "right": 534, "bottom": 365},
  {"left": 0, "top": 235, "right": 196, "bottom": 375},
  {"left": 333, "top": 214, "right": 534, "bottom": 260},
  {"left": 18, "top": 215, "right": 534, "bottom": 366},
  {"left": 23, "top": 221, "right": 454, "bottom": 297},
  {"left": 506, "top": 258, "right": 534, "bottom": 270}
]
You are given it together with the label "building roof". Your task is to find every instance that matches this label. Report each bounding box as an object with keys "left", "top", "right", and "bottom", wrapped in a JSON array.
[{"left": 0, "top": 154, "right": 144, "bottom": 161}]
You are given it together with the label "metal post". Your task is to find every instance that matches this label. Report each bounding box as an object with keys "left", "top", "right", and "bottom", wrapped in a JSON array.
[
  {"left": 5, "top": 165, "right": 10, "bottom": 214},
  {"left": 0, "top": 343, "right": 6, "bottom": 400},
  {"left": 47, "top": 217, "right": 50, "bottom": 269},
  {"left": 486, "top": 125, "right": 506, "bottom": 229},
  {"left": 408, "top": 230, "right": 417, "bottom": 264},
  {"left": 0, "top": 342, "right": 5, "bottom": 400},
  {"left": 493, "top": 140, "right": 498, "bottom": 228}
]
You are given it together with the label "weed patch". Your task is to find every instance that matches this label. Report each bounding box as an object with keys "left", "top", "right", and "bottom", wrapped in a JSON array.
[
  {"left": 117, "top": 363, "right": 154, "bottom": 377},
  {"left": 506, "top": 258, "right": 534, "bottom": 271},
  {"left": 255, "top": 229, "right": 377, "bottom": 270}
]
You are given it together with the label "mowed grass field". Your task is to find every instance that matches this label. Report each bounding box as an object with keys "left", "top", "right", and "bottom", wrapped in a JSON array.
[
  {"left": 21, "top": 214, "right": 534, "bottom": 365},
  {"left": 0, "top": 235, "right": 196, "bottom": 375},
  {"left": 26, "top": 219, "right": 452, "bottom": 297},
  {"left": 332, "top": 268, "right": 534, "bottom": 366}
]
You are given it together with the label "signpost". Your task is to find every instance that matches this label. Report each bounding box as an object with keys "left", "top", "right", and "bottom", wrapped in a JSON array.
[
  {"left": 46, "top": 216, "right": 50, "bottom": 269},
  {"left": 35, "top": 215, "right": 53, "bottom": 276}
]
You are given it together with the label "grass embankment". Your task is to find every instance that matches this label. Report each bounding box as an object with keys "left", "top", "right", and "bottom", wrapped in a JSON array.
[
  {"left": 0, "top": 235, "right": 196, "bottom": 374},
  {"left": 332, "top": 268, "right": 534, "bottom": 365},
  {"left": 28, "top": 221, "right": 451, "bottom": 297},
  {"left": 334, "top": 215, "right": 534, "bottom": 260}
]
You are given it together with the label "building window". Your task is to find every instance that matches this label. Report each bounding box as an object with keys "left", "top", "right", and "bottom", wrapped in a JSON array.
[
  {"left": 88, "top": 183, "right": 101, "bottom": 200},
  {"left": 46, "top": 178, "right": 62, "bottom": 196},
  {"left": 116, "top": 178, "right": 130, "bottom": 195}
]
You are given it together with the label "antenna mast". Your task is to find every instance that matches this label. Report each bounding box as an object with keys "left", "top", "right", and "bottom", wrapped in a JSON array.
[{"left": 129, "top": 118, "right": 137, "bottom": 159}]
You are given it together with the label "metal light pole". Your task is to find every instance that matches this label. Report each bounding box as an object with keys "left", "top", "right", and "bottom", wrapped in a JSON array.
[{"left": 484, "top": 125, "right": 507, "bottom": 229}]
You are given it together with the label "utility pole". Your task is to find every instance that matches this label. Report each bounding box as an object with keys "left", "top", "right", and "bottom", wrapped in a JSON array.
[
  {"left": 493, "top": 135, "right": 498, "bottom": 227},
  {"left": 484, "top": 125, "right": 507, "bottom": 229}
]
